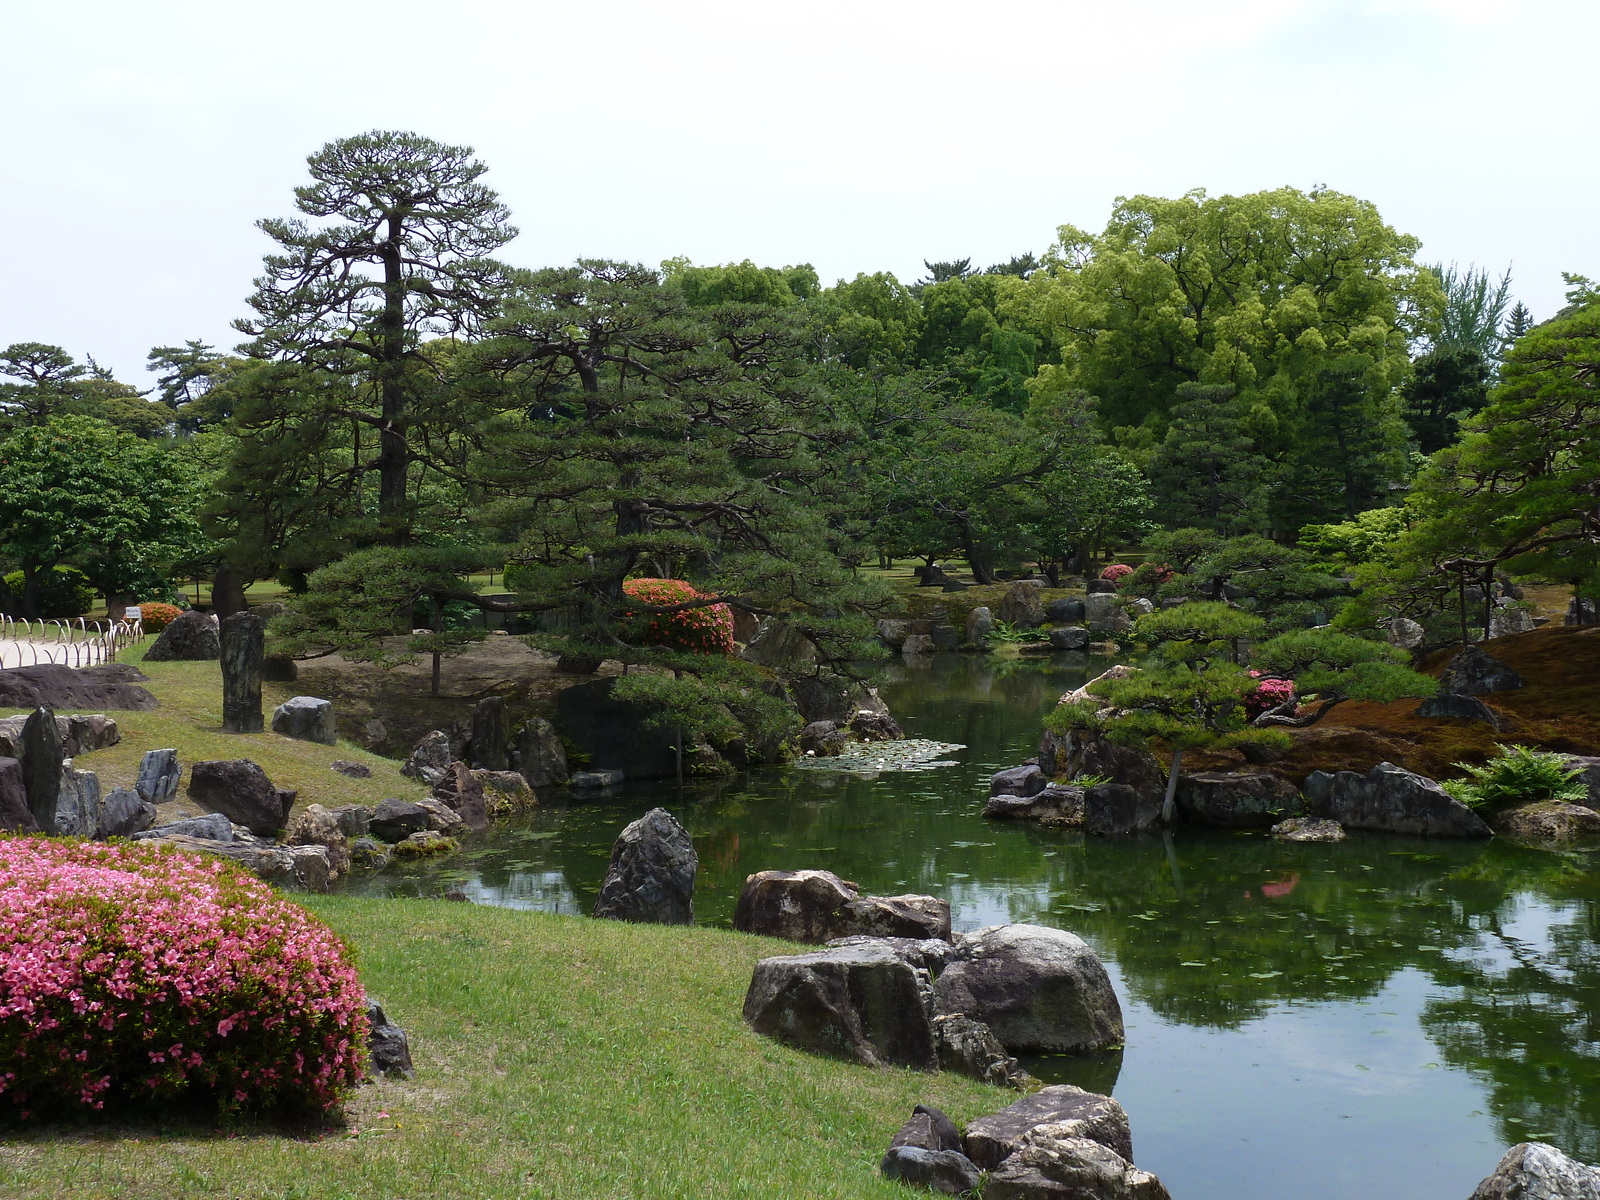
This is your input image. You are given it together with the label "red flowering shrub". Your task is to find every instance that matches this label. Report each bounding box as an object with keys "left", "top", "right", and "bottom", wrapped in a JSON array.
[
  {"left": 135, "top": 602, "right": 183, "bottom": 632},
  {"left": 0, "top": 838, "right": 366, "bottom": 1119},
  {"left": 1244, "top": 671, "right": 1298, "bottom": 719},
  {"left": 621, "top": 578, "right": 735, "bottom": 655},
  {"left": 1100, "top": 563, "right": 1135, "bottom": 588}
]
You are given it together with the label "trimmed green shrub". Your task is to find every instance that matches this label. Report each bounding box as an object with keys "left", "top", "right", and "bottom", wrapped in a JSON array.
[{"left": 1, "top": 567, "right": 97, "bottom": 618}]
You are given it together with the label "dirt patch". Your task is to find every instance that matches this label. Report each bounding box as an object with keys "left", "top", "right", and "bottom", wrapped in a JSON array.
[{"left": 1186, "top": 625, "right": 1600, "bottom": 785}]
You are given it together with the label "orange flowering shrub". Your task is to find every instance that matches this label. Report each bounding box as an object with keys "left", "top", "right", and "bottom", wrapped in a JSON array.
[
  {"left": 136, "top": 603, "right": 183, "bottom": 632},
  {"left": 621, "top": 578, "right": 735, "bottom": 656}
]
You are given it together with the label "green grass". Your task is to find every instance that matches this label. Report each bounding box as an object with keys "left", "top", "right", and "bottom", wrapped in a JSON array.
[
  {"left": 0, "top": 898, "right": 1004, "bottom": 1199},
  {"left": 1, "top": 638, "right": 427, "bottom": 812}
]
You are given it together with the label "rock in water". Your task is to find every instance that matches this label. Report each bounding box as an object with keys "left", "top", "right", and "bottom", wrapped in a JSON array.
[
  {"left": 1304, "top": 761, "right": 1491, "bottom": 838},
  {"left": 986, "top": 1133, "right": 1171, "bottom": 1200},
  {"left": 593, "top": 807, "right": 697, "bottom": 924},
  {"left": 934, "top": 924, "right": 1124, "bottom": 1053},
  {"left": 431, "top": 761, "right": 490, "bottom": 832},
  {"left": 734, "top": 868, "right": 950, "bottom": 943},
  {"left": 991, "top": 764, "right": 1047, "bottom": 798},
  {"left": 187, "top": 759, "right": 291, "bottom": 837},
  {"left": 964, "top": 1084, "right": 1134, "bottom": 1169},
  {"left": 219, "top": 611, "right": 265, "bottom": 733},
  {"left": 1083, "top": 782, "right": 1164, "bottom": 835},
  {"left": 879, "top": 1146, "right": 982, "bottom": 1195},
  {"left": 400, "top": 730, "right": 453, "bottom": 786},
  {"left": 1469, "top": 1142, "right": 1600, "bottom": 1200},
  {"left": 135, "top": 748, "right": 181, "bottom": 803},
  {"left": 0, "top": 757, "right": 39, "bottom": 833},
  {"left": 470, "top": 696, "right": 510, "bottom": 770},
  {"left": 270, "top": 696, "right": 337, "bottom": 745},
  {"left": 365, "top": 999, "right": 415, "bottom": 1080},
  {"left": 1438, "top": 644, "right": 1523, "bottom": 695},
  {"left": 965, "top": 606, "right": 995, "bottom": 642},
  {"left": 1494, "top": 801, "right": 1600, "bottom": 844},
  {"left": 514, "top": 717, "right": 569, "bottom": 788},
  {"left": 933, "top": 1012, "right": 1035, "bottom": 1089},
  {"left": 19, "top": 706, "right": 63, "bottom": 832},
  {"left": 141, "top": 609, "right": 220, "bottom": 661},
  {"left": 1175, "top": 771, "right": 1303, "bottom": 829},
  {"left": 742, "top": 941, "right": 937, "bottom": 1069},
  {"left": 1049, "top": 626, "right": 1091, "bottom": 651},
  {"left": 1271, "top": 816, "right": 1345, "bottom": 842}
]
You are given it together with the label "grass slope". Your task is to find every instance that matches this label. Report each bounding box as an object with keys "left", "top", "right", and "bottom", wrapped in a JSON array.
[{"left": 0, "top": 898, "right": 1003, "bottom": 1200}]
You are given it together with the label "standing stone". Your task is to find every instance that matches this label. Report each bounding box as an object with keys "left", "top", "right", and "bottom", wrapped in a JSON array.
[
  {"left": 142, "top": 609, "right": 221, "bottom": 662},
  {"left": 19, "top": 706, "right": 63, "bottom": 832},
  {"left": 400, "top": 730, "right": 454, "bottom": 786},
  {"left": 0, "top": 757, "right": 39, "bottom": 833},
  {"left": 514, "top": 717, "right": 569, "bottom": 788},
  {"left": 470, "top": 696, "right": 511, "bottom": 771},
  {"left": 270, "top": 696, "right": 337, "bottom": 745},
  {"left": 965, "top": 606, "right": 995, "bottom": 643},
  {"left": 135, "top": 748, "right": 181, "bottom": 803},
  {"left": 220, "top": 611, "right": 265, "bottom": 733},
  {"left": 999, "top": 582, "right": 1045, "bottom": 628},
  {"left": 365, "top": 1000, "right": 416, "bottom": 1080},
  {"left": 431, "top": 761, "right": 490, "bottom": 832},
  {"left": 593, "top": 807, "right": 698, "bottom": 924},
  {"left": 54, "top": 763, "right": 103, "bottom": 837}
]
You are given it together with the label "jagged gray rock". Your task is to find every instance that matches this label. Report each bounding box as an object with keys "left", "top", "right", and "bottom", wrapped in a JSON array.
[
  {"left": 187, "top": 759, "right": 291, "bottom": 837},
  {"left": 991, "top": 764, "right": 1047, "bottom": 798},
  {"left": 1271, "top": 816, "right": 1346, "bottom": 842},
  {"left": 132, "top": 812, "right": 234, "bottom": 842},
  {"left": 100, "top": 786, "right": 155, "bottom": 838},
  {"left": 365, "top": 999, "right": 415, "bottom": 1079},
  {"left": 19, "top": 706, "right": 63, "bottom": 832},
  {"left": 593, "top": 808, "right": 698, "bottom": 924},
  {"left": 271, "top": 696, "right": 337, "bottom": 745},
  {"left": 514, "top": 717, "right": 569, "bottom": 788},
  {"left": 400, "top": 730, "right": 453, "bottom": 786},
  {"left": 933, "top": 1012, "right": 1036, "bottom": 1089},
  {"left": 135, "top": 748, "right": 181, "bottom": 803},
  {"left": 470, "top": 696, "right": 510, "bottom": 770},
  {"left": 53, "top": 763, "right": 103, "bottom": 837},
  {"left": 879, "top": 1146, "right": 982, "bottom": 1195},
  {"left": 369, "top": 798, "right": 430, "bottom": 843},
  {"left": 986, "top": 1133, "right": 1170, "bottom": 1200},
  {"left": 1469, "top": 1142, "right": 1600, "bottom": 1200},
  {"left": 1304, "top": 761, "right": 1491, "bottom": 838},
  {"left": 1175, "top": 771, "right": 1303, "bottom": 829},
  {"left": 964, "top": 1083, "right": 1134, "bottom": 1169},
  {"left": 0, "top": 757, "right": 37, "bottom": 833},
  {"left": 1438, "top": 644, "right": 1523, "bottom": 695},
  {"left": 142, "top": 609, "right": 220, "bottom": 661},
  {"left": 734, "top": 868, "right": 950, "bottom": 943}
]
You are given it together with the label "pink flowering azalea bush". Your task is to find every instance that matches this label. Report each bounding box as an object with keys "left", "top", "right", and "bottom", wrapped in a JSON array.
[
  {"left": 1099, "top": 563, "right": 1135, "bottom": 588},
  {"left": 1244, "top": 671, "right": 1298, "bottom": 719},
  {"left": 622, "top": 577, "right": 736, "bottom": 655},
  {"left": 0, "top": 837, "right": 367, "bottom": 1119}
]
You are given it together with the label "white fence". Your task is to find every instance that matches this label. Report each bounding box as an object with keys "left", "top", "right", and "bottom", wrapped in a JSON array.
[{"left": 0, "top": 615, "right": 144, "bottom": 669}]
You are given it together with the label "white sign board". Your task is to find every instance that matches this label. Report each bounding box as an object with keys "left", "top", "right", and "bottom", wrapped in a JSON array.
[{"left": 124, "top": 606, "right": 142, "bottom": 620}]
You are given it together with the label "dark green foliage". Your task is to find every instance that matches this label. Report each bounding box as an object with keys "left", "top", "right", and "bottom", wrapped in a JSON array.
[
  {"left": 1444, "top": 744, "right": 1589, "bottom": 813},
  {"left": 1280, "top": 364, "right": 1408, "bottom": 526},
  {"left": 0, "top": 567, "right": 96, "bottom": 618},
  {"left": 1147, "top": 385, "right": 1269, "bottom": 534},
  {"left": 1402, "top": 346, "right": 1491, "bottom": 454}
]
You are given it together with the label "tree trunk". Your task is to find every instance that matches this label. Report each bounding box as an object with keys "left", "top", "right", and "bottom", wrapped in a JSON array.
[
  {"left": 1161, "top": 748, "right": 1183, "bottom": 825},
  {"left": 377, "top": 220, "right": 410, "bottom": 526},
  {"left": 1458, "top": 573, "right": 1470, "bottom": 647},
  {"left": 19, "top": 561, "right": 41, "bottom": 620},
  {"left": 431, "top": 596, "right": 444, "bottom": 698}
]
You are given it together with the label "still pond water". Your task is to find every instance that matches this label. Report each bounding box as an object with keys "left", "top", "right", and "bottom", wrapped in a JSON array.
[{"left": 344, "top": 654, "right": 1600, "bottom": 1200}]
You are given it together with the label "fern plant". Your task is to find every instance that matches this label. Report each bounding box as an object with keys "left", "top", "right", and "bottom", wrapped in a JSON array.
[
  {"left": 985, "top": 620, "right": 1037, "bottom": 645},
  {"left": 1444, "top": 744, "right": 1588, "bottom": 812}
]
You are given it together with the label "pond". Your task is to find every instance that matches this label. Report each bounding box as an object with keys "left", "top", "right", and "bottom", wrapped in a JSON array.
[{"left": 340, "top": 653, "right": 1600, "bottom": 1199}]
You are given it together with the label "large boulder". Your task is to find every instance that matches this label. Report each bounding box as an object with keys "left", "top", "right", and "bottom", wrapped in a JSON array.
[
  {"left": 1084, "top": 592, "right": 1130, "bottom": 634},
  {"left": 991, "top": 764, "right": 1047, "bottom": 798},
  {"left": 131, "top": 812, "right": 234, "bottom": 842},
  {"left": 0, "top": 663, "right": 158, "bottom": 711},
  {"left": 0, "top": 757, "right": 38, "bottom": 833},
  {"left": 514, "top": 717, "right": 569, "bottom": 788},
  {"left": 1469, "top": 1142, "right": 1600, "bottom": 1200},
  {"left": 849, "top": 709, "right": 903, "bottom": 742},
  {"left": 1049, "top": 626, "right": 1091, "bottom": 651},
  {"left": 1175, "top": 771, "right": 1303, "bottom": 829},
  {"left": 1083, "top": 782, "right": 1164, "bottom": 835},
  {"left": 934, "top": 924, "right": 1124, "bottom": 1053},
  {"left": 415, "top": 798, "right": 466, "bottom": 835},
  {"left": 54, "top": 763, "right": 104, "bottom": 837},
  {"left": 1047, "top": 597, "right": 1086, "bottom": 624},
  {"left": 965, "top": 607, "right": 995, "bottom": 643},
  {"left": 1304, "top": 761, "right": 1491, "bottom": 838},
  {"left": 219, "top": 610, "right": 265, "bottom": 733},
  {"left": 134, "top": 748, "right": 181, "bottom": 803},
  {"left": 430, "top": 761, "right": 490, "bottom": 832},
  {"left": 1385, "top": 616, "right": 1427, "bottom": 653},
  {"left": 984, "top": 783, "right": 1085, "bottom": 825},
  {"left": 18, "top": 706, "right": 63, "bottom": 831},
  {"left": 187, "top": 759, "right": 293, "bottom": 838},
  {"left": 554, "top": 677, "right": 679, "bottom": 780},
  {"left": 999, "top": 583, "right": 1045, "bottom": 629},
  {"left": 742, "top": 941, "right": 937, "bottom": 1070},
  {"left": 1563, "top": 756, "right": 1600, "bottom": 808},
  {"left": 141, "top": 609, "right": 220, "bottom": 661},
  {"left": 100, "top": 786, "right": 155, "bottom": 838},
  {"left": 986, "top": 1133, "right": 1170, "bottom": 1200},
  {"left": 880, "top": 1145, "right": 982, "bottom": 1196},
  {"left": 1494, "top": 801, "right": 1600, "bottom": 844},
  {"left": 400, "top": 730, "right": 454, "bottom": 786},
  {"left": 1038, "top": 725, "right": 1165, "bottom": 805},
  {"left": 593, "top": 807, "right": 698, "bottom": 925},
  {"left": 1416, "top": 692, "right": 1502, "bottom": 726},
  {"left": 270, "top": 695, "right": 337, "bottom": 745},
  {"left": 0, "top": 713, "right": 124, "bottom": 760},
  {"left": 152, "top": 835, "right": 330, "bottom": 892},
  {"left": 734, "top": 869, "right": 950, "bottom": 943},
  {"left": 877, "top": 619, "right": 910, "bottom": 648},
  {"left": 964, "top": 1084, "right": 1133, "bottom": 1170},
  {"left": 739, "top": 619, "right": 818, "bottom": 670},
  {"left": 474, "top": 770, "right": 537, "bottom": 815},
  {"left": 1566, "top": 598, "right": 1599, "bottom": 627},
  {"left": 1438, "top": 645, "right": 1523, "bottom": 695},
  {"left": 369, "top": 798, "right": 429, "bottom": 843},
  {"left": 1489, "top": 600, "right": 1536, "bottom": 638},
  {"left": 284, "top": 803, "right": 352, "bottom": 880}
]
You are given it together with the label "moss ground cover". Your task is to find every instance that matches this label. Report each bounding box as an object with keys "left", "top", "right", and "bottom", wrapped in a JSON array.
[{"left": 0, "top": 897, "right": 1003, "bottom": 1199}]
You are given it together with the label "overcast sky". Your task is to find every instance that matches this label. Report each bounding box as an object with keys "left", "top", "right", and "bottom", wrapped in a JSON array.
[{"left": 5, "top": 0, "right": 1595, "bottom": 380}]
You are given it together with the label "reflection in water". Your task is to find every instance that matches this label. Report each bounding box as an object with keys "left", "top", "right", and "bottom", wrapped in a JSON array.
[{"left": 335, "top": 652, "right": 1600, "bottom": 1199}]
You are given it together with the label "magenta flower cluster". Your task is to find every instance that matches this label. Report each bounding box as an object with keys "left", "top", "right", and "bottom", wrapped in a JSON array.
[
  {"left": 1244, "top": 671, "right": 1298, "bottom": 718},
  {"left": 0, "top": 837, "right": 367, "bottom": 1119},
  {"left": 1099, "top": 563, "right": 1135, "bottom": 588}
]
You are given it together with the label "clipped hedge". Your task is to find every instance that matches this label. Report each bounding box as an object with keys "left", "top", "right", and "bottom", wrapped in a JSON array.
[
  {"left": 0, "top": 838, "right": 367, "bottom": 1118},
  {"left": 621, "top": 577, "right": 735, "bottom": 655}
]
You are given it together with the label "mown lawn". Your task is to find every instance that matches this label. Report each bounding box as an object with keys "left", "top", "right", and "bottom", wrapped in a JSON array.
[{"left": 0, "top": 898, "right": 1004, "bottom": 1199}]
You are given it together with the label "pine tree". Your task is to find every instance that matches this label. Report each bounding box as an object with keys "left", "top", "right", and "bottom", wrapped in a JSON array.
[{"left": 1148, "top": 384, "right": 1269, "bottom": 535}]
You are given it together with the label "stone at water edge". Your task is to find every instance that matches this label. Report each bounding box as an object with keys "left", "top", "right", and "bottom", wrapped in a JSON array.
[
  {"left": 513, "top": 717, "right": 568, "bottom": 788},
  {"left": 135, "top": 748, "right": 180, "bottom": 803},
  {"left": 1494, "top": 801, "right": 1600, "bottom": 844},
  {"left": 963, "top": 1083, "right": 1134, "bottom": 1169},
  {"left": 142, "top": 608, "right": 220, "bottom": 662},
  {"left": 849, "top": 709, "right": 904, "bottom": 742},
  {"left": 147, "top": 835, "right": 330, "bottom": 892},
  {"left": 877, "top": 618, "right": 910, "bottom": 648},
  {"left": 933, "top": 1012, "right": 1037, "bottom": 1090},
  {"left": 734, "top": 868, "right": 951, "bottom": 943},
  {"left": 1271, "top": 816, "right": 1346, "bottom": 842},
  {"left": 430, "top": 761, "right": 490, "bottom": 832},
  {"left": 365, "top": 999, "right": 415, "bottom": 1080},
  {"left": 593, "top": 807, "right": 698, "bottom": 925},
  {"left": 901, "top": 633, "right": 935, "bottom": 656},
  {"left": 473, "top": 770, "right": 536, "bottom": 814},
  {"left": 392, "top": 830, "right": 457, "bottom": 857},
  {"left": 415, "top": 798, "right": 466, "bottom": 835},
  {"left": 1469, "top": 1142, "right": 1600, "bottom": 1200},
  {"left": 348, "top": 836, "right": 392, "bottom": 870},
  {"left": 742, "top": 941, "right": 938, "bottom": 1070},
  {"left": 1083, "top": 782, "right": 1164, "bottom": 835},
  {"left": 991, "top": 763, "right": 1047, "bottom": 798},
  {"left": 1175, "top": 771, "right": 1303, "bottom": 829},
  {"left": 368, "top": 798, "right": 430, "bottom": 842},
  {"left": 1563, "top": 756, "right": 1600, "bottom": 808},
  {"left": 879, "top": 1147, "right": 982, "bottom": 1196},
  {"left": 739, "top": 619, "right": 818, "bottom": 670},
  {"left": 19, "top": 705, "right": 63, "bottom": 833},
  {"left": 965, "top": 606, "right": 995, "bottom": 643},
  {"left": 400, "top": 730, "right": 453, "bottom": 785},
  {"left": 986, "top": 1134, "right": 1171, "bottom": 1200},
  {"left": 934, "top": 924, "right": 1125, "bottom": 1054},
  {"left": 1304, "top": 761, "right": 1491, "bottom": 838},
  {"left": 984, "top": 784, "right": 1085, "bottom": 825},
  {"left": 283, "top": 803, "right": 352, "bottom": 880},
  {"left": 187, "top": 759, "right": 292, "bottom": 838},
  {"left": 0, "top": 758, "right": 38, "bottom": 834},
  {"left": 800, "top": 720, "right": 849, "bottom": 756},
  {"left": 270, "top": 695, "right": 337, "bottom": 745},
  {"left": 569, "top": 769, "right": 624, "bottom": 790},
  {"left": 1049, "top": 625, "right": 1091, "bottom": 651}
]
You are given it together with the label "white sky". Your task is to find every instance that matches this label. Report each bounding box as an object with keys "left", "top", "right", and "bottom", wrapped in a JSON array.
[{"left": 4, "top": 0, "right": 1595, "bottom": 380}]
